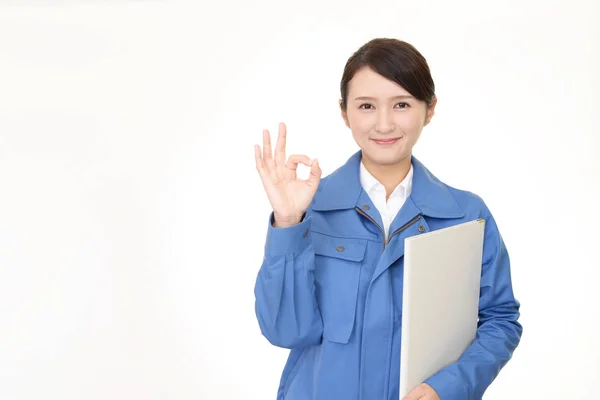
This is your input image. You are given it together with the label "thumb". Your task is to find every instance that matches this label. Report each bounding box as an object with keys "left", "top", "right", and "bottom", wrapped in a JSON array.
[{"left": 307, "top": 158, "right": 321, "bottom": 186}]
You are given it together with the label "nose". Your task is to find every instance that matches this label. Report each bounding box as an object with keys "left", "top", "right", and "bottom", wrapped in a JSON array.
[{"left": 375, "top": 109, "right": 395, "bottom": 134}]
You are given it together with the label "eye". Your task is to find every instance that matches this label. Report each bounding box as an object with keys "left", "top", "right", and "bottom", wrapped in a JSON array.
[
  {"left": 359, "top": 103, "right": 374, "bottom": 110},
  {"left": 395, "top": 102, "right": 410, "bottom": 109}
]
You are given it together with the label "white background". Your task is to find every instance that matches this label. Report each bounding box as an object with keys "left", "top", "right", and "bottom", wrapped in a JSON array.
[{"left": 0, "top": 0, "right": 598, "bottom": 399}]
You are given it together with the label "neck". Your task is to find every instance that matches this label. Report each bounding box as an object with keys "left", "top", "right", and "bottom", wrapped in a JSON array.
[{"left": 362, "top": 155, "right": 412, "bottom": 200}]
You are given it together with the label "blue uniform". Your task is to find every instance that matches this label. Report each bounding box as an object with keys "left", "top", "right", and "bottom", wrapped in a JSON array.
[{"left": 254, "top": 151, "right": 522, "bottom": 399}]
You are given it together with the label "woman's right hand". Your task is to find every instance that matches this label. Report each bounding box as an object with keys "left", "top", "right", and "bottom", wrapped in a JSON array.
[{"left": 255, "top": 122, "right": 322, "bottom": 228}]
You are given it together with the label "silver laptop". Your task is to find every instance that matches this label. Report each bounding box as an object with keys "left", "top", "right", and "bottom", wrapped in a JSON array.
[{"left": 399, "top": 218, "right": 485, "bottom": 398}]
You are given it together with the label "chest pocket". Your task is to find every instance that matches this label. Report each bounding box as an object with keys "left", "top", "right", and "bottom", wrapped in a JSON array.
[{"left": 313, "top": 233, "right": 367, "bottom": 344}]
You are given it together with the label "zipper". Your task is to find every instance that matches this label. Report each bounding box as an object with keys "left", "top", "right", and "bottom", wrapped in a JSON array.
[
  {"left": 355, "top": 208, "right": 423, "bottom": 251},
  {"left": 386, "top": 214, "right": 423, "bottom": 245},
  {"left": 355, "top": 207, "right": 386, "bottom": 251},
  {"left": 354, "top": 208, "right": 423, "bottom": 398}
]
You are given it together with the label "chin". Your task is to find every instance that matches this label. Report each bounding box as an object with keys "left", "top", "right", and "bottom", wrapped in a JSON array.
[{"left": 364, "top": 152, "right": 408, "bottom": 167}]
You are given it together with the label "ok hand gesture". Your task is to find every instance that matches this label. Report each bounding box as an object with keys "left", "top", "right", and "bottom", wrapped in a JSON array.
[{"left": 254, "top": 123, "right": 322, "bottom": 228}]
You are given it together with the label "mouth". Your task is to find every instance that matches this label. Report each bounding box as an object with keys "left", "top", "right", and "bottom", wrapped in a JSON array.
[{"left": 371, "top": 137, "right": 402, "bottom": 145}]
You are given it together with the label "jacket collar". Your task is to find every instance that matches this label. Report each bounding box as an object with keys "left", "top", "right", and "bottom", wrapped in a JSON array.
[{"left": 312, "top": 150, "right": 465, "bottom": 219}]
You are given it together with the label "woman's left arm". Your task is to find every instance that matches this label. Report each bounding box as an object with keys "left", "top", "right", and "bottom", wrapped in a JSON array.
[{"left": 424, "top": 205, "right": 523, "bottom": 400}]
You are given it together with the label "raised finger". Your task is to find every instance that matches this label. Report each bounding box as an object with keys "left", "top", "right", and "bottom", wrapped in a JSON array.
[
  {"left": 262, "top": 129, "right": 275, "bottom": 168},
  {"left": 254, "top": 144, "right": 266, "bottom": 177},
  {"left": 274, "top": 122, "right": 287, "bottom": 167}
]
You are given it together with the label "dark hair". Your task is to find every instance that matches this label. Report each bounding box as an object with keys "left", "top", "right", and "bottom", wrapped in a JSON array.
[{"left": 339, "top": 38, "right": 436, "bottom": 110}]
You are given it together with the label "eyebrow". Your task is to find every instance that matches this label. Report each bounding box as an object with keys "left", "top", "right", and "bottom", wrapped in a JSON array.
[{"left": 354, "top": 95, "right": 415, "bottom": 101}]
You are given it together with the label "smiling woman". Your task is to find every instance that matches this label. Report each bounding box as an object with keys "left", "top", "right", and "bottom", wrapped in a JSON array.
[
  {"left": 339, "top": 40, "right": 437, "bottom": 201},
  {"left": 253, "top": 38, "right": 522, "bottom": 400}
]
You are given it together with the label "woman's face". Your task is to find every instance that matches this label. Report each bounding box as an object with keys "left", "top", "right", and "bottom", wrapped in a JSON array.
[{"left": 341, "top": 67, "right": 436, "bottom": 169}]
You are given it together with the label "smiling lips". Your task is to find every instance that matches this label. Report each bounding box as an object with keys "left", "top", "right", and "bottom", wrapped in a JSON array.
[{"left": 372, "top": 137, "right": 402, "bottom": 145}]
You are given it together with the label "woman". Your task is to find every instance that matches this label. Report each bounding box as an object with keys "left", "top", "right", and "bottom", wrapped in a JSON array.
[{"left": 253, "top": 38, "right": 522, "bottom": 400}]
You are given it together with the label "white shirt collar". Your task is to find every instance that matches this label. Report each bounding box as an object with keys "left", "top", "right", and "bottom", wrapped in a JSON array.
[
  {"left": 359, "top": 160, "right": 414, "bottom": 239},
  {"left": 359, "top": 161, "right": 413, "bottom": 201}
]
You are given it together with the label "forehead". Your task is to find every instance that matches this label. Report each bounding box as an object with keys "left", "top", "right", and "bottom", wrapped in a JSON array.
[{"left": 348, "top": 66, "right": 411, "bottom": 98}]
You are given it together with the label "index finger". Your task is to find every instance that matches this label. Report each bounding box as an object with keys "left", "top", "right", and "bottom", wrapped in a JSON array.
[{"left": 274, "top": 122, "right": 287, "bottom": 166}]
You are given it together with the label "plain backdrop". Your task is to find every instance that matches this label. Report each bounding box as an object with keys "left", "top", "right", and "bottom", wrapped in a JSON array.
[{"left": 0, "top": 0, "right": 598, "bottom": 399}]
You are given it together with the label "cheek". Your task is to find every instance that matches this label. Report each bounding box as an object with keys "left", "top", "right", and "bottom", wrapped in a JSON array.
[
  {"left": 397, "top": 112, "right": 426, "bottom": 133},
  {"left": 348, "top": 114, "right": 372, "bottom": 134}
]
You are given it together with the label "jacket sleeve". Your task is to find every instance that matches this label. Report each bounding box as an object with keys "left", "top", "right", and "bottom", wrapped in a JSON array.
[
  {"left": 424, "top": 206, "right": 523, "bottom": 399},
  {"left": 254, "top": 214, "right": 323, "bottom": 349}
]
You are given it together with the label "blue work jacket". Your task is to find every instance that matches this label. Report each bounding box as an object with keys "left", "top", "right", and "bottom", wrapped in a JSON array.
[{"left": 254, "top": 151, "right": 522, "bottom": 399}]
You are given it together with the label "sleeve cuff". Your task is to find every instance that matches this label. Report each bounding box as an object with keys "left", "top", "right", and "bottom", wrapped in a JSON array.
[
  {"left": 424, "top": 369, "right": 469, "bottom": 400},
  {"left": 265, "top": 213, "right": 312, "bottom": 256}
]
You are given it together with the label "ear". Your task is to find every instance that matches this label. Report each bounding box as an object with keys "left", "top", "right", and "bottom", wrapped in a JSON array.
[
  {"left": 424, "top": 96, "right": 437, "bottom": 126},
  {"left": 340, "top": 99, "right": 350, "bottom": 129}
]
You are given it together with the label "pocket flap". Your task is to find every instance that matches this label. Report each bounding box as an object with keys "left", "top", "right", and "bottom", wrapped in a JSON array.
[{"left": 313, "top": 237, "right": 367, "bottom": 262}]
